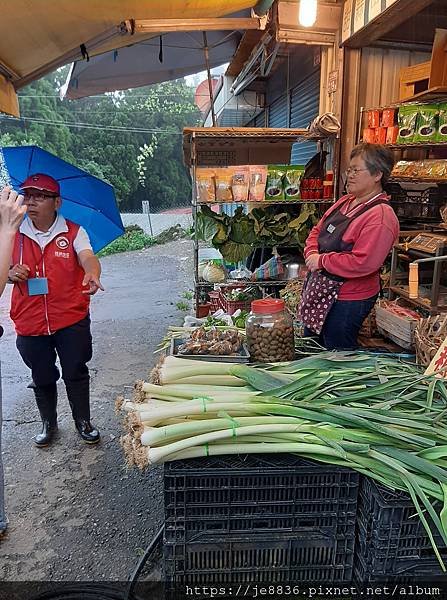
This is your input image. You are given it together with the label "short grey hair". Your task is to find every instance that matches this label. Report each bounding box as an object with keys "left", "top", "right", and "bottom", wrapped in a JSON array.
[{"left": 350, "top": 143, "right": 395, "bottom": 187}]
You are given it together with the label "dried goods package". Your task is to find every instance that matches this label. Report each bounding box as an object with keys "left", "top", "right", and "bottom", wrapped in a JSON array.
[
  {"left": 248, "top": 165, "right": 267, "bottom": 201},
  {"left": 215, "top": 168, "right": 234, "bottom": 202},
  {"left": 414, "top": 104, "right": 438, "bottom": 143},
  {"left": 195, "top": 168, "right": 215, "bottom": 202},
  {"left": 397, "top": 106, "right": 418, "bottom": 144}
]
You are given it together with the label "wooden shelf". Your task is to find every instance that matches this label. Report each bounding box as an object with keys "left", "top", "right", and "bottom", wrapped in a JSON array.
[
  {"left": 399, "top": 87, "right": 447, "bottom": 104},
  {"left": 389, "top": 285, "right": 446, "bottom": 312}
]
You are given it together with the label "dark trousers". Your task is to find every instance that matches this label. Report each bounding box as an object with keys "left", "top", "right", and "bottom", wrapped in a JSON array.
[
  {"left": 305, "top": 295, "right": 378, "bottom": 350},
  {"left": 16, "top": 316, "right": 93, "bottom": 422}
]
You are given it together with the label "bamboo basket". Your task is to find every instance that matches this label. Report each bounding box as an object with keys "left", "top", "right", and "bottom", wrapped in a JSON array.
[{"left": 415, "top": 314, "right": 447, "bottom": 367}]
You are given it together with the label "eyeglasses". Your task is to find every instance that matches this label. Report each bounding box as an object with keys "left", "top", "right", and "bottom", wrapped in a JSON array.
[
  {"left": 23, "top": 192, "right": 58, "bottom": 203},
  {"left": 345, "top": 167, "right": 369, "bottom": 177}
]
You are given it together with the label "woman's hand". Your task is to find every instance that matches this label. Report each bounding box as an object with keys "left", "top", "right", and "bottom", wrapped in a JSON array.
[
  {"left": 0, "top": 186, "right": 26, "bottom": 233},
  {"left": 305, "top": 253, "right": 321, "bottom": 272}
]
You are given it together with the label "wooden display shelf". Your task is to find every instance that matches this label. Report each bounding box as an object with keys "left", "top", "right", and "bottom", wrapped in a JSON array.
[
  {"left": 389, "top": 285, "right": 447, "bottom": 313},
  {"left": 399, "top": 86, "right": 447, "bottom": 104}
]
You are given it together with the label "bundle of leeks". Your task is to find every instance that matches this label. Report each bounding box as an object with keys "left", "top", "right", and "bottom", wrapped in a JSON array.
[{"left": 118, "top": 351, "right": 447, "bottom": 569}]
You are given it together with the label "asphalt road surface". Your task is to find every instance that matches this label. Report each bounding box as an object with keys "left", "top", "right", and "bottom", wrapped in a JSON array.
[{"left": 0, "top": 239, "right": 193, "bottom": 582}]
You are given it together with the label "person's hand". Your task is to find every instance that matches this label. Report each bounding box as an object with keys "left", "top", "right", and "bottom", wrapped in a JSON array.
[
  {"left": 8, "top": 264, "right": 30, "bottom": 283},
  {"left": 82, "top": 273, "right": 105, "bottom": 295},
  {"left": 0, "top": 186, "right": 26, "bottom": 233},
  {"left": 305, "top": 253, "right": 321, "bottom": 273}
]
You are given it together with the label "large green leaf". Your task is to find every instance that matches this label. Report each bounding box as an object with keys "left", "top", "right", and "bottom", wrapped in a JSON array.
[
  {"left": 195, "top": 209, "right": 219, "bottom": 242},
  {"left": 219, "top": 241, "right": 253, "bottom": 263}
]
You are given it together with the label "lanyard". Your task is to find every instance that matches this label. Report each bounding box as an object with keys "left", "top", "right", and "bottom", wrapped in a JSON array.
[{"left": 19, "top": 234, "right": 44, "bottom": 278}]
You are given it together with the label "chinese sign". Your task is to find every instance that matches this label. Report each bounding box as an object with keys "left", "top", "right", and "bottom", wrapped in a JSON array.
[{"left": 425, "top": 337, "right": 447, "bottom": 377}]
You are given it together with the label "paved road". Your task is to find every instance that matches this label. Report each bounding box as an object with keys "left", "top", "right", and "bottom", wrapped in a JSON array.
[{"left": 0, "top": 240, "right": 193, "bottom": 581}]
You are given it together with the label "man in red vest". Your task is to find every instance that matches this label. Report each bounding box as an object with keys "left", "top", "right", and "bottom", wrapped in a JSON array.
[{"left": 8, "top": 174, "right": 104, "bottom": 447}]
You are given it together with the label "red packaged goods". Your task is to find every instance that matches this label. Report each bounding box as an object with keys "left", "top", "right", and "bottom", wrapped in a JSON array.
[
  {"left": 363, "top": 128, "right": 376, "bottom": 143},
  {"left": 367, "top": 110, "right": 380, "bottom": 128},
  {"left": 381, "top": 108, "right": 396, "bottom": 127},
  {"left": 386, "top": 126, "right": 399, "bottom": 144},
  {"left": 375, "top": 127, "right": 387, "bottom": 145}
]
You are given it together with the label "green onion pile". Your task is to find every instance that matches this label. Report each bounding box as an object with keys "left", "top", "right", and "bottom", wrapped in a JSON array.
[{"left": 118, "top": 351, "right": 447, "bottom": 568}]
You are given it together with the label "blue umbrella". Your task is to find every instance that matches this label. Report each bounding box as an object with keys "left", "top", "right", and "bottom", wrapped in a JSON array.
[{"left": 0, "top": 146, "right": 124, "bottom": 253}]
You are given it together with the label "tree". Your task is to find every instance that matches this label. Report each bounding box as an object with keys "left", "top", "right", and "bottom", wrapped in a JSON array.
[{"left": 0, "top": 70, "right": 201, "bottom": 210}]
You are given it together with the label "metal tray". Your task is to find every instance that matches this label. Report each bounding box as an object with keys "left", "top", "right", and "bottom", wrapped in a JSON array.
[{"left": 170, "top": 337, "right": 250, "bottom": 363}]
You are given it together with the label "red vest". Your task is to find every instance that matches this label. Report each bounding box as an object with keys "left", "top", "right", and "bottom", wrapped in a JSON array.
[{"left": 10, "top": 220, "right": 90, "bottom": 336}]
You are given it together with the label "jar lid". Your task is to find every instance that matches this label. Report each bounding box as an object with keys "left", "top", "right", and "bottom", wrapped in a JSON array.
[{"left": 251, "top": 298, "right": 285, "bottom": 314}]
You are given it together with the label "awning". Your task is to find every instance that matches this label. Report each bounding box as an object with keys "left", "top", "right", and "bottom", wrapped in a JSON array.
[
  {"left": 63, "top": 30, "right": 241, "bottom": 99},
  {"left": 0, "top": 0, "right": 260, "bottom": 116}
]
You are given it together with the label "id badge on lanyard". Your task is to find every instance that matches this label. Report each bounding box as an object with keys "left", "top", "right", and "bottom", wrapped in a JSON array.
[{"left": 20, "top": 235, "right": 49, "bottom": 296}]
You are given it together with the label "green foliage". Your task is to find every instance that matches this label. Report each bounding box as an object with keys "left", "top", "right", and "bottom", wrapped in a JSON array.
[
  {"left": 1, "top": 70, "right": 201, "bottom": 211},
  {"left": 195, "top": 205, "right": 319, "bottom": 263},
  {"left": 97, "top": 230, "right": 156, "bottom": 257},
  {"left": 175, "top": 301, "right": 190, "bottom": 312}
]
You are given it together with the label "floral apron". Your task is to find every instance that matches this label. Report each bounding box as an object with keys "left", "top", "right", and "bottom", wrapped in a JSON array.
[{"left": 299, "top": 194, "right": 387, "bottom": 334}]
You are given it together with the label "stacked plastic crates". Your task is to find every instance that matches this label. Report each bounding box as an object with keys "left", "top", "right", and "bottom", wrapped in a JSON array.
[
  {"left": 163, "top": 453, "right": 359, "bottom": 584},
  {"left": 355, "top": 477, "right": 446, "bottom": 582}
]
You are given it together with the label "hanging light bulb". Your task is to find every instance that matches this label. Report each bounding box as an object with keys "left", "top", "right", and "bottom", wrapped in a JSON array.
[{"left": 299, "top": 0, "right": 317, "bottom": 27}]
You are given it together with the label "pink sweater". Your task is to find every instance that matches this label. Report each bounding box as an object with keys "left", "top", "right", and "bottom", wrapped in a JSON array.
[{"left": 304, "top": 194, "right": 399, "bottom": 300}]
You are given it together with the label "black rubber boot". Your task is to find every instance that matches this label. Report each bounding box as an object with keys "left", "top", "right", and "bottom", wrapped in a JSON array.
[
  {"left": 33, "top": 384, "right": 58, "bottom": 448},
  {"left": 65, "top": 378, "right": 100, "bottom": 444}
]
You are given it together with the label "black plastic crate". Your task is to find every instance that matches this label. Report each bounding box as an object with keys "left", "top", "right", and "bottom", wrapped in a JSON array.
[
  {"left": 164, "top": 454, "right": 359, "bottom": 543},
  {"left": 355, "top": 477, "right": 446, "bottom": 582},
  {"left": 388, "top": 182, "right": 445, "bottom": 221},
  {"left": 164, "top": 531, "right": 355, "bottom": 584}
]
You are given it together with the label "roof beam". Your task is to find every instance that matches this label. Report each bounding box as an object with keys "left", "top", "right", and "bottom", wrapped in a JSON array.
[{"left": 127, "top": 16, "right": 268, "bottom": 34}]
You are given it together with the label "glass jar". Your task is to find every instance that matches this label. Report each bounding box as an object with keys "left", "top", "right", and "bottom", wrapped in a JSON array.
[{"left": 246, "top": 298, "right": 295, "bottom": 363}]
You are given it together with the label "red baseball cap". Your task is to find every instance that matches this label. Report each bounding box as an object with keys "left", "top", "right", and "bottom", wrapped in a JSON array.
[{"left": 20, "top": 173, "right": 60, "bottom": 195}]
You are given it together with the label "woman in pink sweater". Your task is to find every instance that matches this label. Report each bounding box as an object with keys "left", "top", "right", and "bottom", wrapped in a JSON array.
[{"left": 300, "top": 143, "right": 399, "bottom": 350}]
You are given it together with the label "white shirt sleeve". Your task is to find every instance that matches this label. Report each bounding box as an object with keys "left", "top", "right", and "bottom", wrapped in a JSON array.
[{"left": 73, "top": 226, "right": 93, "bottom": 254}]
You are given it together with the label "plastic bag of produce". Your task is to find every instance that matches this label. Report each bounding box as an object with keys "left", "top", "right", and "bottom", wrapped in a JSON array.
[
  {"left": 284, "top": 166, "right": 304, "bottom": 199},
  {"left": 248, "top": 165, "right": 267, "bottom": 201},
  {"left": 415, "top": 104, "right": 439, "bottom": 143},
  {"left": 196, "top": 168, "right": 215, "bottom": 202},
  {"left": 231, "top": 166, "right": 249, "bottom": 202},
  {"left": 215, "top": 168, "right": 234, "bottom": 202},
  {"left": 265, "top": 166, "right": 285, "bottom": 200},
  {"left": 397, "top": 106, "right": 419, "bottom": 144},
  {"left": 437, "top": 103, "right": 447, "bottom": 142}
]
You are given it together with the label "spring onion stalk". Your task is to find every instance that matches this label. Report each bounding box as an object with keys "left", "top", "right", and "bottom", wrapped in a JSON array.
[{"left": 119, "top": 350, "right": 447, "bottom": 566}]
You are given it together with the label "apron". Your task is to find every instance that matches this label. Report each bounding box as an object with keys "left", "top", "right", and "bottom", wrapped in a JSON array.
[{"left": 299, "top": 193, "right": 388, "bottom": 334}]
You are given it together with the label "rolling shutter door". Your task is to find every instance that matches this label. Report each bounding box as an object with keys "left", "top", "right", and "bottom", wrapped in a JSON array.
[
  {"left": 290, "top": 70, "right": 320, "bottom": 165},
  {"left": 268, "top": 94, "right": 287, "bottom": 128}
]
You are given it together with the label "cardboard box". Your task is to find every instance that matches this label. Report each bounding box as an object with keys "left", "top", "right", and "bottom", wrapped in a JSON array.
[
  {"left": 363, "top": 128, "right": 376, "bottom": 143},
  {"left": 367, "top": 110, "right": 381, "bottom": 128},
  {"left": 381, "top": 108, "right": 397, "bottom": 127},
  {"left": 386, "top": 126, "right": 399, "bottom": 144},
  {"left": 375, "top": 127, "right": 387, "bottom": 145}
]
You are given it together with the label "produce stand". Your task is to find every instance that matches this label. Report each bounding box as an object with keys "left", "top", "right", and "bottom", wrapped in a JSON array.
[{"left": 182, "top": 127, "right": 336, "bottom": 316}]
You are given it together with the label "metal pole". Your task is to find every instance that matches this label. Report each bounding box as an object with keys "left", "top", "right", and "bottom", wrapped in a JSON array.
[{"left": 203, "top": 32, "right": 217, "bottom": 127}]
